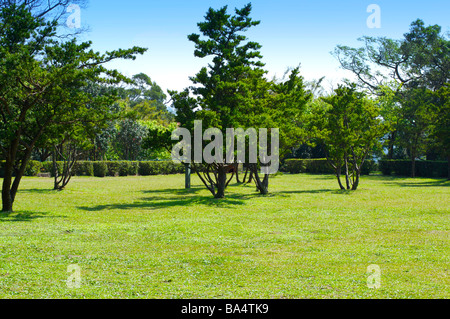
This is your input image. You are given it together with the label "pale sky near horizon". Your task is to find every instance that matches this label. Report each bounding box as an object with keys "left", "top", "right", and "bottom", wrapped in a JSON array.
[{"left": 72, "top": 0, "right": 449, "bottom": 98}]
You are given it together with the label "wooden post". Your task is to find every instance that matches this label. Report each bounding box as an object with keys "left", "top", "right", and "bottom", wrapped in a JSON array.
[{"left": 185, "top": 163, "right": 191, "bottom": 189}]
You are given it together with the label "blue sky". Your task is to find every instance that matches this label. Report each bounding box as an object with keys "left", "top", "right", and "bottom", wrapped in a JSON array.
[{"left": 75, "top": 0, "right": 450, "bottom": 95}]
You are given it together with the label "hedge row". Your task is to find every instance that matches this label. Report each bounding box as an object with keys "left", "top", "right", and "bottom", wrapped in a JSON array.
[
  {"left": 281, "top": 158, "right": 377, "bottom": 175},
  {"left": 379, "top": 160, "right": 448, "bottom": 178},
  {"left": 0, "top": 160, "right": 185, "bottom": 177}
]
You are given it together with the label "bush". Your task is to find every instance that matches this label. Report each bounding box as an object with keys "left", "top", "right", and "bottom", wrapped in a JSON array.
[
  {"left": 138, "top": 161, "right": 153, "bottom": 176},
  {"left": 93, "top": 162, "right": 108, "bottom": 177},
  {"left": 379, "top": 160, "right": 447, "bottom": 178},
  {"left": 361, "top": 160, "right": 378, "bottom": 175},
  {"left": 282, "top": 159, "right": 333, "bottom": 174},
  {"left": 24, "top": 160, "right": 43, "bottom": 176},
  {"left": 107, "top": 161, "right": 121, "bottom": 177},
  {"left": 282, "top": 158, "right": 376, "bottom": 175},
  {"left": 138, "top": 161, "right": 184, "bottom": 176},
  {"left": 73, "top": 161, "right": 94, "bottom": 176},
  {"left": 0, "top": 160, "right": 185, "bottom": 178},
  {"left": 128, "top": 161, "right": 139, "bottom": 176}
]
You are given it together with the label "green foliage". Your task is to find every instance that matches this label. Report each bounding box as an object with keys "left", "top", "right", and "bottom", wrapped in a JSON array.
[
  {"left": 428, "top": 84, "right": 450, "bottom": 161},
  {"left": 73, "top": 161, "right": 94, "bottom": 177},
  {"left": 138, "top": 161, "right": 184, "bottom": 176},
  {"left": 283, "top": 159, "right": 377, "bottom": 175},
  {"left": 23, "top": 161, "right": 42, "bottom": 176},
  {"left": 93, "top": 162, "right": 108, "bottom": 177},
  {"left": 0, "top": 3, "right": 146, "bottom": 211},
  {"left": 310, "top": 84, "right": 388, "bottom": 189},
  {"left": 141, "top": 121, "right": 178, "bottom": 159},
  {"left": 334, "top": 19, "right": 449, "bottom": 92}
]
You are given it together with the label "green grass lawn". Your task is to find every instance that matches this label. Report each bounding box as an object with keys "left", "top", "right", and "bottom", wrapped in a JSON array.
[{"left": 0, "top": 173, "right": 448, "bottom": 298}]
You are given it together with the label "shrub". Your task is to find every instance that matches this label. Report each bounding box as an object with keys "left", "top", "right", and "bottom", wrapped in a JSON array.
[
  {"left": 128, "top": 161, "right": 139, "bottom": 176},
  {"left": 138, "top": 161, "right": 153, "bottom": 176},
  {"left": 24, "top": 160, "right": 42, "bottom": 176},
  {"left": 282, "top": 158, "right": 376, "bottom": 175},
  {"left": 107, "top": 161, "right": 121, "bottom": 177},
  {"left": 73, "top": 161, "right": 94, "bottom": 176},
  {"left": 93, "top": 162, "right": 108, "bottom": 177}
]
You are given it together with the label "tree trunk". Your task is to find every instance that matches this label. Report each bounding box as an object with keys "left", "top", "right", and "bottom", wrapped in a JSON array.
[
  {"left": 447, "top": 155, "right": 450, "bottom": 180},
  {"left": 2, "top": 148, "right": 33, "bottom": 212},
  {"left": 351, "top": 170, "right": 360, "bottom": 191},
  {"left": 235, "top": 163, "right": 241, "bottom": 183},
  {"left": 336, "top": 166, "right": 345, "bottom": 190},
  {"left": 1, "top": 156, "right": 14, "bottom": 212},
  {"left": 215, "top": 165, "right": 226, "bottom": 198},
  {"left": 184, "top": 163, "right": 191, "bottom": 189},
  {"left": 411, "top": 155, "right": 416, "bottom": 178},
  {"left": 344, "top": 155, "right": 350, "bottom": 190},
  {"left": 387, "top": 131, "right": 396, "bottom": 160}
]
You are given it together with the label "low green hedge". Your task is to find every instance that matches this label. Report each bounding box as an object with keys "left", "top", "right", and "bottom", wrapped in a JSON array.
[
  {"left": 1, "top": 160, "right": 44, "bottom": 177},
  {"left": 0, "top": 160, "right": 184, "bottom": 177},
  {"left": 93, "top": 162, "right": 108, "bottom": 177},
  {"left": 379, "top": 160, "right": 447, "bottom": 178},
  {"left": 282, "top": 158, "right": 377, "bottom": 175}
]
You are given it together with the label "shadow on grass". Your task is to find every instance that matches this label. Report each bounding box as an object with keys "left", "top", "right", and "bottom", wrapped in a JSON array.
[
  {"left": 274, "top": 188, "right": 356, "bottom": 195},
  {"left": 380, "top": 177, "right": 449, "bottom": 188},
  {"left": 18, "top": 188, "right": 55, "bottom": 194},
  {"left": 78, "top": 189, "right": 262, "bottom": 212},
  {"left": 0, "top": 211, "right": 66, "bottom": 222},
  {"left": 141, "top": 186, "right": 204, "bottom": 195}
]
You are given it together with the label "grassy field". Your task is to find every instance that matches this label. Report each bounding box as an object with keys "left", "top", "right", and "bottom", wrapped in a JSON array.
[{"left": 0, "top": 173, "right": 448, "bottom": 298}]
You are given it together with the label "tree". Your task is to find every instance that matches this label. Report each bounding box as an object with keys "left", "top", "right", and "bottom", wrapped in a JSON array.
[
  {"left": 311, "top": 84, "right": 388, "bottom": 190},
  {"left": 113, "top": 118, "right": 147, "bottom": 161},
  {"left": 334, "top": 19, "right": 449, "bottom": 93},
  {"left": 396, "top": 88, "right": 434, "bottom": 177},
  {"left": 429, "top": 84, "right": 450, "bottom": 178},
  {"left": 333, "top": 19, "right": 449, "bottom": 176},
  {"left": 0, "top": 4, "right": 146, "bottom": 211},
  {"left": 170, "top": 3, "right": 268, "bottom": 198},
  {"left": 246, "top": 67, "right": 312, "bottom": 194},
  {"left": 126, "top": 73, "right": 173, "bottom": 124}
]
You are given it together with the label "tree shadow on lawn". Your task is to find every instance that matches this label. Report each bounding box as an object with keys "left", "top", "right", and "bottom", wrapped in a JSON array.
[
  {"left": 78, "top": 188, "right": 261, "bottom": 212},
  {"left": 380, "top": 177, "right": 449, "bottom": 188},
  {"left": 18, "top": 188, "right": 55, "bottom": 194},
  {"left": 273, "top": 188, "right": 354, "bottom": 195},
  {"left": 141, "top": 186, "right": 205, "bottom": 195},
  {"left": 0, "top": 210, "right": 66, "bottom": 222}
]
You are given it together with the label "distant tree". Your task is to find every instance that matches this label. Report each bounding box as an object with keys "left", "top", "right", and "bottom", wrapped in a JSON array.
[
  {"left": 127, "top": 73, "right": 173, "bottom": 124},
  {"left": 113, "top": 119, "right": 147, "bottom": 161}
]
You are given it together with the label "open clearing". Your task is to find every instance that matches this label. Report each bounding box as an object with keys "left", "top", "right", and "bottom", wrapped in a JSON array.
[{"left": 0, "top": 174, "right": 448, "bottom": 298}]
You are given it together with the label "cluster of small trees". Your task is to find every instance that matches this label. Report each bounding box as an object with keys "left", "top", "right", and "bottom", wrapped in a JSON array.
[
  {"left": 0, "top": 2, "right": 448, "bottom": 211},
  {"left": 161, "top": 4, "right": 448, "bottom": 198}
]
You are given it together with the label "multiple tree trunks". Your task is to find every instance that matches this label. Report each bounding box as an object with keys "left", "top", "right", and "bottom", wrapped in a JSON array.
[{"left": 190, "top": 162, "right": 270, "bottom": 198}]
